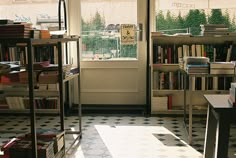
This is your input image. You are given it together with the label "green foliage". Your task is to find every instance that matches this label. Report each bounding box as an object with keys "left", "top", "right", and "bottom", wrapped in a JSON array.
[
  {"left": 176, "top": 12, "right": 184, "bottom": 29},
  {"left": 208, "top": 9, "right": 234, "bottom": 32},
  {"left": 120, "top": 45, "right": 137, "bottom": 58},
  {"left": 185, "top": 9, "right": 207, "bottom": 35},
  {"left": 223, "top": 9, "right": 231, "bottom": 27},
  {"left": 156, "top": 10, "right": 166, "bottom": 30},
  {"left": 156, "top": 8, "right": 236, "bottom": 35},
  {"left": 208, "top": 9, "right": 224, "bottom": 24},
  {"left": 91, "top": 11, "right": 106, "bottom": 30},
  {"left": 230, "top": 15, "right": 236, "bottom": 32}
]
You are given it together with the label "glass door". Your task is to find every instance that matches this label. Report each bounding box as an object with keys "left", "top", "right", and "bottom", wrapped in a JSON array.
[{"left": 79, "top": 0, "right": 148, "bottom": 109}]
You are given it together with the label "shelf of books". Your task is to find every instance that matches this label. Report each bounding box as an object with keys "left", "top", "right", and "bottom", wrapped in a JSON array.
[
  {"left": 0, "top": 35, "right": 81, "bottom": 158},
  {"left": 0, "top": 83, "right": 60, "bottom": 113},
  {"left": 150, "top": 32, "right": 236, "bottom": 114}
]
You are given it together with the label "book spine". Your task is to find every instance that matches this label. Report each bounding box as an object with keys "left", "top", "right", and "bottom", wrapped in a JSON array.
[{"left": 167, "top": 95, "right": 172, "bottom": 110}]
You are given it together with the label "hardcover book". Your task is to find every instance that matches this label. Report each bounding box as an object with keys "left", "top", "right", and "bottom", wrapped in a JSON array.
[{"left": 210, "top": 62, "right": 234, "bottom": 69}]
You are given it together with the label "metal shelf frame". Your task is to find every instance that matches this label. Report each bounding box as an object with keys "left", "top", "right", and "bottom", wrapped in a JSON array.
[{"left": 0, "top": 37, "right": 82, "bottom": 158}]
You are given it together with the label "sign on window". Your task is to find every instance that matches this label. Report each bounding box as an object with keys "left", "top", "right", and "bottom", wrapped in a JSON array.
[{"left": 120, "top": 24, "right": 135, "bottom": 45}]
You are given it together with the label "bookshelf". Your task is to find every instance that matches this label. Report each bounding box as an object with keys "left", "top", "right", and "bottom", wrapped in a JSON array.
[
  {"left": 150, "top": 33, "right": 236, "bottom": 115},
  {"left": 0, "top": 37, "right": 82, "bottom": 158},
  {"left": 182, "top": 72, "right": 235, "bottom": 144}
]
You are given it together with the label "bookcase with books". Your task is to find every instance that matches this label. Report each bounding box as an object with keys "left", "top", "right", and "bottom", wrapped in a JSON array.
[
  {"left": 150, "top": 32, "right": 236, "bottom": 115},
  {"left": 0, "top": 35, "right": 82, "bottom": 157}
]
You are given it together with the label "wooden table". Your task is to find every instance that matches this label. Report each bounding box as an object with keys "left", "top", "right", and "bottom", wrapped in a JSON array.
[{"left": 203, "top": 94, "right": 236, "bottom": 158}]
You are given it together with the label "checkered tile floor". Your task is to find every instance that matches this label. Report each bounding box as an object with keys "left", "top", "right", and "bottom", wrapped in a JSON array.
[{"left": 0, "top": 115, "right": 236, "bottom": 158}]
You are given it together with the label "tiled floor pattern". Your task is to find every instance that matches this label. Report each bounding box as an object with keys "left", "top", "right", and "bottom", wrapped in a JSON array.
[{"left": 0, "top": 115, "right": 236, "bottom": 158}]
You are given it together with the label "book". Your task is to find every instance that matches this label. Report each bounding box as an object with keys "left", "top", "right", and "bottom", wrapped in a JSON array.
[
  {"left": 210, "top": 62, "right": 235, "bottom": 69},
  {"left": 191, "top": 44, "right": 196, "bottom": 57},
  {"left": 30, "top": 29, "right": 40, "bottom": 39},
  {"left": 25, "top": 128, "right": 64, "bottom": 154},
  {"left": 177, "top": 46, "right": 183, "bottom": 58},
  {"left": 196, "top": 45, "right": 202, "bottom": 57},
  {"left": 182, "top": 45, "right": 189, "bottom": 57},
  {"left": 151, "top": 96, "right": 168, "bottom": 111},
  {"left": 226, "top": 45, "right": 233, "bottom": 62},
  {"left": 186, "top": 68, "right": 209, "bottom": 74},
  {"left": 201, "top": 77, "right": 206, "bottom": 90},
  {"left": 1, "top": 138, "right": 20, "bottom": 158},
  {"left": 26, "top": 128, "right": 64, "bottom": 139},
  {"left": 153, "top": 45, "right": 158, "bottom": 64},
  {"left": 153, "top": 71, "right": 158, "bottom": 90},
  {"left": 200, "top": 24, "right": 227, "bottom": 28},
  {"left": 167, "top": 95, "right": 172, "bottom": 109},
  {"left": 210, "top": 68, "right": 234, "bottom": 75},
  {"left": 185, "top": 63, "right": 209, "bottom": 74},
  {"left": 184, "top": 56, "right": 209, "bottom": 66},
  {"left": 0, "top": 19, "right": 14, "bottom": 25},
  {"left": 167, "top": 46, "right": 172, "bottom": 64},
  {"left": 230, "top": 88, "right": 236, "bottom": 103},
  {"left": 228, "top": 96, "right": 236, "bottom": 107}
]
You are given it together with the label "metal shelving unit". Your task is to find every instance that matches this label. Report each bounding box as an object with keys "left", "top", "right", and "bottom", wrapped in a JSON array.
[{"left": 0, "top": 37, "right": 82, "bottom": 158}]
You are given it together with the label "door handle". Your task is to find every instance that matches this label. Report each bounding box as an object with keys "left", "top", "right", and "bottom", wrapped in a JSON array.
[{"left": 138, "top": 23, "right": 143, "bottom": 41}]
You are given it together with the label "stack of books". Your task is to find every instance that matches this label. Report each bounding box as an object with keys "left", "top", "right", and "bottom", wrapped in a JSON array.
[
  {"left": 0, "top": 22, "right": 32, "bottom": 38},
  {"left": 210, "top": 62, "right": 235, "bottom": 74},
  {"left": 228, "top": 82, "right": 236, "bottom": 107},
  {"left": 8, "top": 138, "right": 55, "bottom": 158},
  {"left": 184, "top": 56, "right": 209, "bottom": 74},
  {"left": 200, "top": 24, "right": 229, "bottom": 36},
  {"left": 25, "top": 128, "right": 65, "bottom": 154}
]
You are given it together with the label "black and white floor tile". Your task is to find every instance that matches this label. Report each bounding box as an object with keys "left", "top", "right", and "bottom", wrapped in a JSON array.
[{"left": 0, "top": 115, "right": 236, "bottom": 158}]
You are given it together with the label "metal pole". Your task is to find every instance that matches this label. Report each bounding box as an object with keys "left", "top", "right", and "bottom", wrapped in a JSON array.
[{"left": 27, "top": 40, "right": 37, "bottom": 158}]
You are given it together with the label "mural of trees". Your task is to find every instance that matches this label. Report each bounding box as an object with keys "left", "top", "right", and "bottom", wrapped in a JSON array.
[{"left": 156, "top": 9, "right": 236, "bottom": 35}]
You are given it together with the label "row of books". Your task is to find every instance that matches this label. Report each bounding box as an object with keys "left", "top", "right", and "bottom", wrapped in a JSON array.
[
  {"left": 3, "top": 96, "right": 59, "bottom": 110},
  {"left": 0, "top": 44, "right": 58, "bottom": 66},
  {"left": 229, "top": 83, "right": 236, "bottom": 107},
  {"left": 155, "top": 71, "right": 179, "bottom": 90},
  {"left": 0, "top": 63, "right": 73, "bottom": 84},
  {"left": 185, "top": 62, "right": 236, "bottom": 75},
  {"left": 153, "top": 43, "right": 236, "bottom": 64},
  {"left": 154, "top": 70, "right": 233, "bottom": 90}
]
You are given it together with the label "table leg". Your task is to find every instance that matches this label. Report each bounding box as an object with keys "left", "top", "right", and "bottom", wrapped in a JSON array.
[
  {"left": 203, "top": 106, "right": 217, "bottom": 158},
  {"left": 216, "top": 113, "right": 230, "bottom": 158},
  {"left": 188, "top": 76, "right": 194, "bottom": 144}
]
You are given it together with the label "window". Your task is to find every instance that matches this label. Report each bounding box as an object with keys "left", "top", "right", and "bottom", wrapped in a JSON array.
[
  {"left": 0, "top": 1, "right": 58, "bottom": 29},
  {"left": 81, "top": 0, "right": 138, "bottom": 61},
  {"left": 155, "top": 0, "right": 236, "bottom": 35}
]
